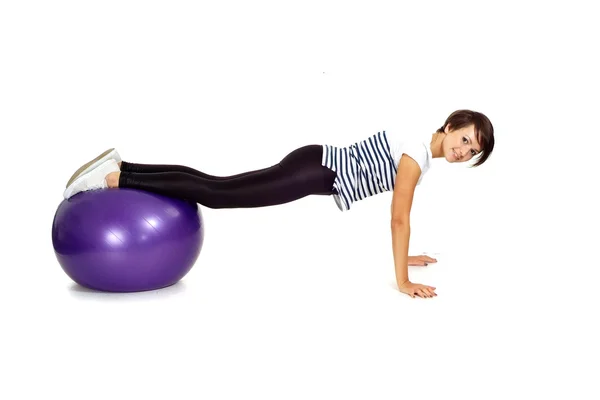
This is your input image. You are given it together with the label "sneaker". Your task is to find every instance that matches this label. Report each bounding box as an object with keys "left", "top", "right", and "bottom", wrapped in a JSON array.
[
  {"left": 65, "top": 148, "right": 122, "bottom": 188},
  {"left": 63, "top": 159, "right": 120, "bottom": 199}
]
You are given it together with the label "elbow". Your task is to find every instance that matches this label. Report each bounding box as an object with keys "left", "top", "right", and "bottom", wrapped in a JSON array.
[{"left": 391, "top": 216, "right": 410, "bottom": 227}]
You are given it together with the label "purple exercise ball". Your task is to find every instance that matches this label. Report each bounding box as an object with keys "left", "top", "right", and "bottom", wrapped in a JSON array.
[{"left": 52, "top": 188, "right": 204, "bottom": 292}]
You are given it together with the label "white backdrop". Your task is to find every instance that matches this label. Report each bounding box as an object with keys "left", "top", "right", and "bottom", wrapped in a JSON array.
[{"left": 1, "top": 1, "right": 598, "bottom": 399}]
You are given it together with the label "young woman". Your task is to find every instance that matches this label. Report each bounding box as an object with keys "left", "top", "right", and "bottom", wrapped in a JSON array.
[{"left": 63, "top": 109, "right": 495, "bottom": 299}]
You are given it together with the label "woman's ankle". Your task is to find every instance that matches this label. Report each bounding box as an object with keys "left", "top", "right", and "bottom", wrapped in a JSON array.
[{"left": 106, "top": 172, "right": 121, "bottom": 188}]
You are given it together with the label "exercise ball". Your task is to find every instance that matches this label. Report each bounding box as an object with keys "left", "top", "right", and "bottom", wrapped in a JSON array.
[{"left": 52, "top": 188, "right": 204, "bottom": 292}]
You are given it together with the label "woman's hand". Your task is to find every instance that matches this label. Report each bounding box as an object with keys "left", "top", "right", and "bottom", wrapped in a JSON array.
[
  {"left": 398, "top": 281, "right": 437, "bottom": 298},
  {"left": 407, "top": 255, "right": 437, "bottom": 266}
]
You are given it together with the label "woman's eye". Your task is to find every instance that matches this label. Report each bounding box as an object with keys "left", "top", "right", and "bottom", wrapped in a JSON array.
[
  {"left": 463, "top": 137, "right": 468, "bottom": 143},
  {"left": 471, "top": 150, "right": 476, "bottom": 156}
]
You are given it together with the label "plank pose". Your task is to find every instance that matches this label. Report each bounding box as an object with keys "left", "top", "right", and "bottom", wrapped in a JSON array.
[{"left": 63, "top": 109, "right": 495, "bottom": 299}]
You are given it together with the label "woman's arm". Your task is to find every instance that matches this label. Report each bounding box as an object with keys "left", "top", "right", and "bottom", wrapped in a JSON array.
[
  {"left": 391, "top": 155, "right": 420, "bottom": 287},
  {"left": 390, "top": 155, "right": 437, "bottom": 298},
  {"left": 391, "top": 220, "right": 411, "bottom": 285}
]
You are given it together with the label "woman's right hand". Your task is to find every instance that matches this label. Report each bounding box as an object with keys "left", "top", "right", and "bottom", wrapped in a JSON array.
[{"left": 398, "top": 281, "right": 437, "bottom": 298}]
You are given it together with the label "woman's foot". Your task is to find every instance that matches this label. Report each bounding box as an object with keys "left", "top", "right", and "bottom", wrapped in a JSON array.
[
  {"left": 63, "top": 159, "right": 120, "bottom": 199},
  {"left": 65, "top": 148, "right": 122, "bottom": 188}
]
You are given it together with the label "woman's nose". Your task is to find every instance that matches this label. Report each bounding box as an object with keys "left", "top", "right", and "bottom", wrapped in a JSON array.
[{"left": 459, "top": 145, "right": 471, "bottom": 158}]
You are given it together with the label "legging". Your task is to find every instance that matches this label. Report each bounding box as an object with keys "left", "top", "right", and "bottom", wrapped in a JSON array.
[{"left": 118, "top": 144, "right": 338, "bottom": 209}]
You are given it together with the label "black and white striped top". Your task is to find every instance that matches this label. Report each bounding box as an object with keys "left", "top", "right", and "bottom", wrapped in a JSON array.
[{"left": 321, "top": 130, "right": 432, "bottom": 211}]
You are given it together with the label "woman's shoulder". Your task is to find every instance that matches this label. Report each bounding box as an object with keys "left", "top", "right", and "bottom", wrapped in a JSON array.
[
  {"left": 387, "top": 130, "right": 432, "bottom": 170},
  {"left": 387, "top": 130, "right": 429, "bottom": 151}
]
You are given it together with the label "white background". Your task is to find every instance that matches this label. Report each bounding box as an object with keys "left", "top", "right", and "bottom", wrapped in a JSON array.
[{"left": 1, "top": 0, "right": 599, "bottom": 399}]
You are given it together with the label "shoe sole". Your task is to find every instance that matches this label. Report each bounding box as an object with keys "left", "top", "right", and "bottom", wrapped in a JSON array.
[{"left": 66, "top": 148, "right": 115, "bottom": 188}]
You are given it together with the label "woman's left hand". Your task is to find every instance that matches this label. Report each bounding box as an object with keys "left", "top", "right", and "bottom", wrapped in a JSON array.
[{"left": 408, "top": 255, "right": 437, "bottom": 266}]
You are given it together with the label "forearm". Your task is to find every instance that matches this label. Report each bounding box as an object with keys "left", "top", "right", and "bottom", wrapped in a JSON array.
[{"left": 391, "top": 220, "right": 410, "bottom": 286}]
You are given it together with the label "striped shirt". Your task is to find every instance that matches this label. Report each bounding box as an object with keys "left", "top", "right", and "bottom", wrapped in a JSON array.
[{"left": 321, "top": 130, "right": 432, "bottom": 211}]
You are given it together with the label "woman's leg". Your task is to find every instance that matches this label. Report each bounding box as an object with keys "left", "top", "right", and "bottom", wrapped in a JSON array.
[
  {"left": 120, "top": 160, "right": 267, "bottom": 181},
  {"left": 114, "top": 145, "right": 337, "bottom": 209}
]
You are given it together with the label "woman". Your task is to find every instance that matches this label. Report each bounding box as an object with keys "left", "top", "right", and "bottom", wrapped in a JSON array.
[{"left": 63, "top": 109, "right": 495, "bottom": 299}]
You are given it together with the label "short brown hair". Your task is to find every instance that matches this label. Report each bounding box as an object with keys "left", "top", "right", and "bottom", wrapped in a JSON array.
[{"left": 437, "top": 109, "right": 495, "bottom": 167}]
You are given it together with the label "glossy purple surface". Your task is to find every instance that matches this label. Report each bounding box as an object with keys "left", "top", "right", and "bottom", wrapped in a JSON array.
[{"left": 52, "top": 188, "right": 204, "bottom": 292}]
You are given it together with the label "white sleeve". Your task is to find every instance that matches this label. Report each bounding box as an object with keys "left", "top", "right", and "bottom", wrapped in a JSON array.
[{"left": 400, "top": 141, "right": 428, "bottom": 172}]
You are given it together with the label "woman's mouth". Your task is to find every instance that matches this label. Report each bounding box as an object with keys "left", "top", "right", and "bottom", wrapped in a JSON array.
[{"left": 453, "top": 150, "right": 459, "bottom": 160}]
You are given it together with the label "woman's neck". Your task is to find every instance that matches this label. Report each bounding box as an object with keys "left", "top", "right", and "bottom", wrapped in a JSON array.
[{"left": 430, "top": 132, "right": 445, "bottom": 158}]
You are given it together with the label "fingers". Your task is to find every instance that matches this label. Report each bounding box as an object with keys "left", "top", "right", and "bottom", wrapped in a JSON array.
[
  {"left": 400, "top": 283, "right": 437, "bottom": 298},
  {"left": 407, "top": 290, "right": 436, "bottom": 298},
  {"left": 424, "top": 285, "right": 437, "bottom": 297},
  {"left": 416, "top": 286, "right": 437, "bottom": 298},
  {"left": 415, "top": 255, "right": 437, "bottom": 266}
]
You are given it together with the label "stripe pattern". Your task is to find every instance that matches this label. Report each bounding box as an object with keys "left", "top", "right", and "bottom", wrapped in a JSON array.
[{"left": 322, "top": 131, "right": 397, "bottom": 211}]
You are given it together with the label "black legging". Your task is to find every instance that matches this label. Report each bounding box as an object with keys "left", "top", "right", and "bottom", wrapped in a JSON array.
[{"left": 118, "top": 144, "right": 338, "bottom": 209}]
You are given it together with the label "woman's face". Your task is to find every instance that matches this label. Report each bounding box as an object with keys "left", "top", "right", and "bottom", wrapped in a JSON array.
[{"left": 443, "top": 123, "right": 482, "bottom": 163}]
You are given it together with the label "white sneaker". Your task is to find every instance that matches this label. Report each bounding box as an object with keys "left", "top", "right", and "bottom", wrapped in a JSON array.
[
  {"left": 65, "top": 148, "right": 122, "bottom": 188},
  {"left": 63, "top": 159, "right": 120, "bottom": 199}
]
